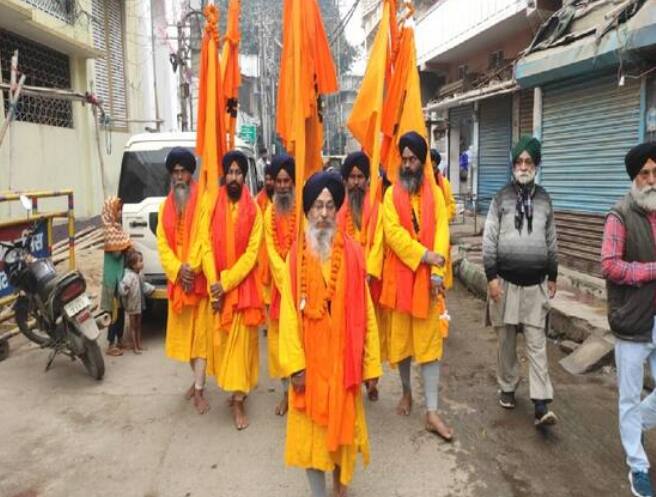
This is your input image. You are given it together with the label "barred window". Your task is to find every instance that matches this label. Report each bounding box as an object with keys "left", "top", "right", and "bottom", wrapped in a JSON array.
[
  {"left": 92, "top": 0, "right": 128, "bottom": 129},
  {"left": 19, "top": 0, "right": 75, "bottom": 24},
  {"left": 0, "top": 29, "right": 74, "bottom": 128}
]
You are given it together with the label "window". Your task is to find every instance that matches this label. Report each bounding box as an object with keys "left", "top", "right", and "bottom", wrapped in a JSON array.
[
  {"left": 0, "top": 29, "right": 74, "bottom": 128},
  {"left": 92, "top": 0, "right": 128, "bottom": 129},
  {"left": 20, "top": 0, "right": 75, "bottom": 24}
]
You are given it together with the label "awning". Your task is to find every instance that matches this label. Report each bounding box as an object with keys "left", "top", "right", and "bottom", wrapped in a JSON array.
[
  {"left": 423, "top": 79, "right": 518, "bottom": 112},
  {"left": 515, "top": 1, "right": 656, "bottom": 88}
]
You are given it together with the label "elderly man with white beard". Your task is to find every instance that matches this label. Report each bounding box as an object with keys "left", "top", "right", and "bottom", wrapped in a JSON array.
[
  {"left": 601, "top": 142, "right": 656, "bottom": 497},
  {"left": 482, "top": 136, "right": 559, "bottom": 428}
]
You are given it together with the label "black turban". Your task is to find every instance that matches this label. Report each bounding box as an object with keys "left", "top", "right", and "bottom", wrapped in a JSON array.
[
  {"left": 399, "top": 131, "right": 427, "bottom": 164},
  {"left": 222, "top": 150, "right": 249, "bottom": 176},
  {"left": 512, "top": 135, "right": 542, "bottom": 166},
  {"left": 625, "top": 142, "right": 656, "bottom": 180},
  {"left": 165, "top": 147, "right": 196, "bottom": 174},
  {"left": 341, "top": 151, "right": 370, "bottom": 180},
  {"left": 270, "top": 153, "right": 296, "bottom": 183},
  {"left": 303, "top": 171, "right": 345, "bottom": 216},
  {"left": 430, "top": 148, "right": 441, "bottom": 166}
]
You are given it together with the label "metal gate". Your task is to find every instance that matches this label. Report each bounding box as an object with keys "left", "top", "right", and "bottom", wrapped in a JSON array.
[
  {"left": 477, "top": 96, "right": 512, "bottom": 213},
  {"left": 541, "top": 72, "right": 641, "bottom": 274}
]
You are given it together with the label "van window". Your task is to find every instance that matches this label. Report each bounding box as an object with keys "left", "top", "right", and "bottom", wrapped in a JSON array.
[{"left": 118, "top": 148, "right": 200, "bottom": 204}]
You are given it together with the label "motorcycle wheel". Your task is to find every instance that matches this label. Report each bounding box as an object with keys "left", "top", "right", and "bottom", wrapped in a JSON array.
[
  {"left": 14, "top": 297, "right": 51, "bottom": 347},
  {"left": 79, "top": 337, "right": 105, "bottom": 380}
]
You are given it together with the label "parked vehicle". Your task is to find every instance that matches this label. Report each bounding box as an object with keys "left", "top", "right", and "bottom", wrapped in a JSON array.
[
  {"left": 117, "top": 132, "right": 257, "bottom": 297},
  {"left": 1, "top": 220, "right": 108, "bottom": 379}
]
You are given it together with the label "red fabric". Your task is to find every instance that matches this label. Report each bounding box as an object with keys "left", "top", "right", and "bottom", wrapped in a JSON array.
[
  {"left": 162, "top": 181, "right": 208, "bottom": 314},
  {"left": 380, "top": 181, "right": 436, "bottom": 319},
  {"left": 212, "top": 185, "right": 264, "bottom": 327},
  {"left": 601, "top": 212, "right": 656, "bottom": 290}
]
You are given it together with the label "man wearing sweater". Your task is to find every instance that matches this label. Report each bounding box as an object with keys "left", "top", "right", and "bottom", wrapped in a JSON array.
[{"left": 482, "top": 136, "right": 559, "bottom": 427}]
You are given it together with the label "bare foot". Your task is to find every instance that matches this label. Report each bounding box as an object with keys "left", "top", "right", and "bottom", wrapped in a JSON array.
[
  {"left": 106, "top": 346, "right": 123, "bottom": 357},
  {"left": 367, "top": 383, "right": 379, "bottom": 402},
  {"left": 232, "top": 397, "right": 249, "bottom": 430},
  {"left": 274, "top": 393, "right": 288, "bottom": 416},
  {"left": 332, "top": 469, "right": 347, "bottom": 497},
  {"left": 425, "top": 411, "right": 454, "bottom": 442},
  {"left": 396, "top": 392, "right": 412, "bottom": 416},
  {"left": 193, "top": 389, "right": 210, "bottom": 415},
  {"left": 132, "top": 347, "right": 142, "bottom": 355},
  {"left": 185, "top": 383, "right": 195, "bottom": 400}
]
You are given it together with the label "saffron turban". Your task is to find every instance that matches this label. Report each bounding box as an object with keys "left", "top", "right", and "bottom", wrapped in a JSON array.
[
  {"left": 222, "top": 150, "right": 249, "bottom": 176},
  {"left": 625, "top": 142, "right": 656, "bottom": 180},
  {"left": 165, "top": 147, "right": 196, "bottom": 174},
  {"left": 270, "top": 153, "right": 296, "bottom": 183},
  {"left": 341, "top": 151, "right": 370, "bottom": 180},
  {"left": 399, "top": 131, "right": 428, "bottom": 163},
  {"left": 512, "top": 136, "right": 542, "bottom": 166},
  {"left": 303, "top": 171, "right": 345, "bottom": 216}
]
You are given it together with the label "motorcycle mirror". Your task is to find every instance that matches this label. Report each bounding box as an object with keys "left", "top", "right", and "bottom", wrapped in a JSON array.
[{"left": 19, "top": 194, "right": 32, "bottom": 214}]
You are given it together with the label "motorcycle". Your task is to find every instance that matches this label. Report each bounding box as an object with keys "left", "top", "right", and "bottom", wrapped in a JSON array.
[{"left": 0, "top": 221, "right": 108, "bottom": 380}]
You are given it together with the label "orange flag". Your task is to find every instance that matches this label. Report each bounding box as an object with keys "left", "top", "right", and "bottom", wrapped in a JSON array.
[
  {"left": 380, "top": 24, "right": 433, "bottom": 186},
  {"left": 196, "top": 4, "right": 228, "bottom": 204},
  {"left": 221, "top": 0, "right": 241, "bottom": 150},
  {"left": 346, "top": 0, "right": 392, "bottom": 206},
  {"left": 276, "top": 0, "right": 338, "bottom": 234}
]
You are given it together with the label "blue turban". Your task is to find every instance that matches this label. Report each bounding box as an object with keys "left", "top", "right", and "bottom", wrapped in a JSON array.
[
  {"left": 165, "top": 147, "right": 196, "bottom": 174},
  {"left": 399, "top": 131, "right": 428, "bottom": 163},
  {"left": 270, "top": 153, "right": 296, "bottom": 182},
  {"left": 303, "top": 171, "right": 345, "bottom": 216},
  {"left": 222, "top": 150, "right": 249, "bottom": 176},
  {"left": 341, "top": 151, "right": 370, "bottom": 180},
  {"left": 625, "top": 142, "right": 656, "bottom": 180}
]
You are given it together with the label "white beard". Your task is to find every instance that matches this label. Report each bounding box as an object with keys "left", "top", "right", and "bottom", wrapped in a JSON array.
[
  {"left": 513, "top": 168, "right": 536, "bottom": 185},
  {"left": 631, "top": 181, "right": 656, "bottom": 212},
  {"left": 306, "top": 221, "right": 336, "bottom": 263},
  {"left": 173, "top": 181, "right": 190, "bottom": 215}
]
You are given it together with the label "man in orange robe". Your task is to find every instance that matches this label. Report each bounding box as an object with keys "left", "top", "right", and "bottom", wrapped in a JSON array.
[
  {"left": 337, "top": 151, "right": 385, "bottom": 401},
  {"left": 263, "top": 154, "right": 297, "bottom": 416},
  {"left": 206, "top": 150, "right": 265, "bottom": 430},
  {"left": 156, "top": 147, "right": 213, "bottom": 415},
  {"left": 279, "top": 171, "right": 382, "bottom": 497},
  {"left": 381, "top": 132, "right": 453, "bottom": 441}
]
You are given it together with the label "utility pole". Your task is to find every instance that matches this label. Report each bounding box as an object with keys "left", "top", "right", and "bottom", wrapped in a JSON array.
[
  {"left": 177, "top": 20, "right": 189, "bottom": 131},
  {"left": 149, "top": 0, "right": 161, "bottom": 131}
]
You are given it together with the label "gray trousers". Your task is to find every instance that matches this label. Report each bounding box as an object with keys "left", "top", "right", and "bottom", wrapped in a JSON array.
[{"left": 495, "top": 324, "right": 554, "bottom": 401}]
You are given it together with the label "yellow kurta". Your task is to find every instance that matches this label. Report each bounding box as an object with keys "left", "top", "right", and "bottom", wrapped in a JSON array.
[
  {"left": 279, "top": 257, "right": 382, "bottom": 485},
  {"left": 381, "top": 183, "right": 449, "bottom": 365},
  {"left": 156, "top": 197, "right": 213, "bottom": 363},
  {"left": 205, "top": 201, "right": 264, "bottom": 394},
  {"left": 439, "top": 176, "right": 456, "bottom": 289},
  {"left": 263, "top": 204, "right": 290, "bottom": 379}
]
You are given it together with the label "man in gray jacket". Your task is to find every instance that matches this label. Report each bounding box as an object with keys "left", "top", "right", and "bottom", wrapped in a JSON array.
[{"left": 482, "top": 136, "right": 558, "bottom": 427}]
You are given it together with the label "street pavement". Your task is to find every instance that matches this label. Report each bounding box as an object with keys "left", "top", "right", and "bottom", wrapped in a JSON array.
[{"left": 0, "top": 282, "right": 643, "bottom": 497}]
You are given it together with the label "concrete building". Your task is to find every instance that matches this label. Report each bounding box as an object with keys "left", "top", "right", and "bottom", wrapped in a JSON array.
[{"left": 0, "top": 0, "right": 179, "bottom": 219}]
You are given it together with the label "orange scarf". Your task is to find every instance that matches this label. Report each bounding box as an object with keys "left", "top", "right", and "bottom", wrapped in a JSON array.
[
  {"left": 255, "top": 191, "right": 272, "bottom": 289},
  {"left": 162, "top": 181, "right": 208, "bottom": 314},
  {"left": 269, "top": 205, "right": 296, "bottom": 320},
  {"left": 288, "top": 232, "right": 367, "bottom": 451},
  {"left": 336, "top": 190, "right": 378, "bottom": 250},
  {"left": 380, "top": 180, "right": 436, "bottom": 319},
  {"left": 211, "top": 185, "right": 264, "bottom": 329}
]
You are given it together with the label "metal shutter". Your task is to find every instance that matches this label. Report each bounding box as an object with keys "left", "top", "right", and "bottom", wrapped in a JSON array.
[{"left": 478, "top": 96, "right": 512, "bottom": 213}]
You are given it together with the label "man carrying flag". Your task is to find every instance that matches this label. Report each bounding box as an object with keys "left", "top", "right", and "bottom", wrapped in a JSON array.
[
  {"left": 380, "top": 132, "right": 454, "bottom": 441},
  {"left": 279, "top": 171, "right": 381, "bottom": 497},
  {"left": 157, "top": 147, "right": 214, "bottom": 415},
  {"left": 263, "top": 153, "right": 297, "bottom": 416},
  {"left": 206, "top": 150, "right": 265, "bottom": 431}
]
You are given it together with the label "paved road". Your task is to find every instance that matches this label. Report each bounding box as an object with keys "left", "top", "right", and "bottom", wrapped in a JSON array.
[{"left": 0, "top": 283, "right": 641, "bottom": 497}]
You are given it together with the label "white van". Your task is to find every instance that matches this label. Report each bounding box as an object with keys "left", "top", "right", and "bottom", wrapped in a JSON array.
[{"left": 117, "top": 132, "right": 258, "bottom": 298}]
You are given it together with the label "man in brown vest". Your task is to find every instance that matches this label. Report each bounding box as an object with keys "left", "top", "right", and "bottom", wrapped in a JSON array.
[{"left": 601, "top": 142, "right": 656, "bottom": 497}]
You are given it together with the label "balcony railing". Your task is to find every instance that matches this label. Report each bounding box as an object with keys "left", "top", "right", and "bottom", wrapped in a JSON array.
[
  {"left": 20, "top": 0, "right": 75, "bottom": 24},
  {"left": 416, "top": 0, "right": 529, "bottom": 65}
]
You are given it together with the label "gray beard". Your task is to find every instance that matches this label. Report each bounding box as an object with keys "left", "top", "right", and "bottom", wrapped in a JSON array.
[
  {"left": 400, "top": 168, "right": 423, "bottom": 194},
  {"left": 631, "top": 182, "right": 656, "bottom": 212},
  {"left": 173, "top": 181, "right": 190, "bottom": 215},
  {"left": 513, "top": 169, "right": 537, "bottom": 185},
  {"left": 307, "top": 221, "right": 336, "bottom": 263},
  {"left": 274, "top": 190, "right": 294, "bottom": 214},
  {"left": 348, "top": 187, "right": 365, "bottom": 230}
]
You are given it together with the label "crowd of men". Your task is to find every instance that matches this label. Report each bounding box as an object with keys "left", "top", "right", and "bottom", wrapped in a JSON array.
[{"left": 155, "top": 130, "right": 656, "bottom": 497}]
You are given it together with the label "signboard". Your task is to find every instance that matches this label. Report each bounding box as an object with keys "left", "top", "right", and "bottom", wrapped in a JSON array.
[
  {"left": 238, "top": 124, "right": 257, "bottom": 144},
  {"left": 0, "top": 221, "right": 50, "bottom": 298}
]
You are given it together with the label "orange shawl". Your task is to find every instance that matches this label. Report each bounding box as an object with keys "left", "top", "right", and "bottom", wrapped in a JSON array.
[
  {"left": 255, "top": 190, "right": 272, "bottom": 290},
  {"left": 289, "top": 232, "right": 367, "bottom": 451},
  {"left": 162, "top": 181, "right": 208, "bottom": 314},
  {"left": 380, "top": 180, "right": 436, "bottom": 319},
  {"left": 269, "top": 205, "right": 296, "bottom": 321},
  {"left": 212, "top": 185, "right": 264, "bottom": 329}
]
